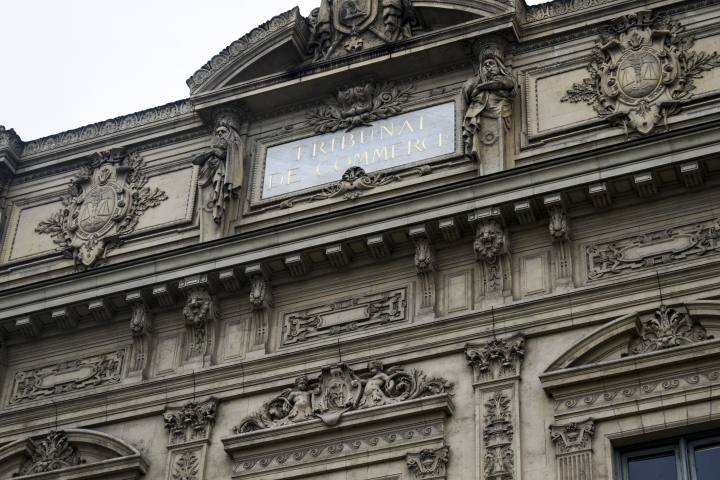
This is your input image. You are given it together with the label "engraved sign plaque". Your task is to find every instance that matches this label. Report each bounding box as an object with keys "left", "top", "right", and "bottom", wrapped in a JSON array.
[{"left": 262, "top": 102, "right": 456, "bottom": 199}]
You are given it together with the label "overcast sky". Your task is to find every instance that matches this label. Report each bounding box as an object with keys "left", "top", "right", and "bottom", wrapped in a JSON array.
[{"left": 1, "top": 1, "right": 543, "bottom": 141}]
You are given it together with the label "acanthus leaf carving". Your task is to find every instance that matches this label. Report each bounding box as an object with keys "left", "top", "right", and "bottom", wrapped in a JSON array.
[
  {"left": 631, "top": 304, "right": 710, "bottom": 355},
  {"left": 465, "top": 334, "right": 525, "bottom": 384},
  {"left": 560, "top": 12, "right": 720, "bottom": 137},
  {"left": 163, "top": 397, "right": 218, "bottom": 445},
  {"left": 17, "top": 431, "right": 83, "bottom": 476},
  {"left": 0, "top": 125, "right": 23, "bottom": 158},
  {"left": 233, "top": 359, "right": 452, "bottom": 434},
  {"left": 483, "top": 391, "right": 514, "bottom": 480},
  {"left": 35, "top": 148, "right": 168, "bottom": 269},
  {"left": 306, "top": 81, "right": 414, "bottom": 134},
  {"left": 172, "top": 451, "right": 200, "bottom": 480},
  {"left": 406, "top": 446, "right": 449, "bottom": 479}
]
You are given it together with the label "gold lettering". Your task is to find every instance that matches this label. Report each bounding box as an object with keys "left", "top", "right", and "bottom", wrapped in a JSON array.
[
  {"left": 292, "top": 145, "right": 309, "bottom": 161},
  {"left": 422, "top": 134, "right": 438, "bottom": 150},
  {"left": 342, "top": 134, "right": 355, "bottom": 150},
  {"left": 419, "top": 116, "right": 435, "bottom": 130},
  {"left": 398, "top": 120, "right": 415, "bottom": 136},
  {"left": 439, "top": 131, "right": 452, "bottom": 148},
  {"left": 354, "top": 151, "right": 369, "bottom": 166},
  {"left": 361, "top": 128, "right": 374, "bottom": 145},
  {"left": 287, "top": 168, "right": 301, "bottom": 185},
  {"left": 269, "top": 173, "right": 284, "bottom": 189},
  {"left": 335, "top": 156, "right": 352, "bottom": 171},
  {"left": 408, "top": 139, "right": 423, "bottom": 155},
  {"left": 317, "top": 161, "right": 332, "bottom": 176},
  {"left": 391, "top": 142, "right": 406, "bottom": 159},
  {"left": 313, "top": 141, "right": 327, "bottom": 157},
  {"left": 331, "top": 138, "right": 336, "bottom": 152},
  {"left": 372, "top": 147, "right": 389, "bottom": 163},
  {"left": 381, "top": 124, "right": 394, "bottom": 140}
]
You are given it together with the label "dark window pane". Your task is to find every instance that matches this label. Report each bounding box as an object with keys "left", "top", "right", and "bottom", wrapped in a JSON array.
[
  {"left": 695, "top": 444, "right": 720, "bottom": 480},
  {"left": 628, "top": 453, "right": 678, "bottom": 480}
]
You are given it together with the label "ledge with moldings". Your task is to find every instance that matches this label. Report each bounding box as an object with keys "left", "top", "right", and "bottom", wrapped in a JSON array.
[
  {"left": 541, "top": 301, "right": 720, "bottom": 421},
  {"left": 222, "top": 393, "right": 453, "bottom": 479}
]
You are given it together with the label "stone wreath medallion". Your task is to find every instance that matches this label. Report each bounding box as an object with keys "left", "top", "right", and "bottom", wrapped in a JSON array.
[{"left": 562, "top": 11, "right": 720, "bottom": 136}]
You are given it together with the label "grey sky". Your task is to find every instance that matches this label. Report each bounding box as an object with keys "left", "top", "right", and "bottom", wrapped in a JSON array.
[{"left": 1, "top": 1, "right": 543, "bottom": 141}]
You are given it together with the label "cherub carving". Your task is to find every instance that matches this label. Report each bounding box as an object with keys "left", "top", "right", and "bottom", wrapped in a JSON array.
[
  {"left": 356, "top": 359, "right": 407, "bottom": 408},
  {"left": 281, "top": 375, "right": 316, "bottom": 423}
]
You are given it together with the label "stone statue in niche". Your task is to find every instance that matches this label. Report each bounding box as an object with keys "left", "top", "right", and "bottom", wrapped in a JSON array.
[
  {"left": 192, "top": 106, "right": 245, "bottom": 225},
  {"left": 462, "top": 36, "right": 517, "bottom": 176}
]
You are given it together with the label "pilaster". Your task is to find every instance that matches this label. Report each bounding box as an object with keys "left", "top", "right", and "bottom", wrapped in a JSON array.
[
  {"left": 466, "top": 334, "right": 525, "bottom": 480},
  {"left": 126, "top": 290, "right": 154, "bottom": 383},
  {"left": 163, "top": 397, "right": 218, "bottom": 480},
  {"left": 245, "top": 263, "right": 272, "bottom": 357},
  {"left": 549, "top": 419, "right": 595, "bottom": 480},
  {"left": 409, "top": 224, "right": 437, "bottom": 318},
  {"left": 469, "top": 207, "right": 513, "bottom": 308}
]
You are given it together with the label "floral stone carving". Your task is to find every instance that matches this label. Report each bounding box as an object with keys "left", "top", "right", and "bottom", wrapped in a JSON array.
[
  {"left": 163, "top": 397, "right": 218, "bottom": 445},
  {"left": 17, "top": 431, "right": 83, "bottom": 476},
  {"left": 36, "top": 148, "right": 167, "bottom": 269},
  {"left": 631, "top": 304, "right": 710, "bottom": 355},
  {"left": 307, "top": 81, "right": 414, "bottom": 134},
  {"left": 234, "top": 359, "right": 452, "bottom": 433},
  {"left": 561, "top": 11, "right": 720, "bottom": 137},
  {"left": 308, "top": 0, "right": 417, "bottom": 61},
  {"left": 465, "top": 334, "right": 525, "bottom": 384},
  {"left": 484, "top": 391, "right": 514, "bottom": 479},
  {"left": 172, "top": 451, "right": 200, "bottom": 480},
  {"left": 406, "top": 446, "right": 450, "bottom": 479}
]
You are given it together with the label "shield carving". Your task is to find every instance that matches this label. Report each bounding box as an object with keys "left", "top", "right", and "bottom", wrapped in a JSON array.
[{"left": 333, "top": 0, "right": 378, "bottom": 34}]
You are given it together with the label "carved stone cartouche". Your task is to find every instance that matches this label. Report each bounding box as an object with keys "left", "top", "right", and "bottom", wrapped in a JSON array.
[
  {"left": 307, "top": 0, "right": 417, "bottom": 62},
  {"left": 35, "top": 148, "right": 167, "bottom": 269},
  {"left": 561, "top": 11, "right": 720, "bottom": 137},
  {"left": 233, "top": 359, "right": 452, "bottom": 433},
  {"left": 18, "top": 431, "right": 83, "bottom": 476},
  {"left": 549, "top": 419, "right": 595, "bottom": 454},
  {"left": 631, "top": 304, "right": 710, "bottom": 355}
]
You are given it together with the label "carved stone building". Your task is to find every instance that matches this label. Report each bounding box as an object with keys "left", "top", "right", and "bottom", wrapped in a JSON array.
[{"left": 1, "top": 0, "right": 720, "bottom": 479}]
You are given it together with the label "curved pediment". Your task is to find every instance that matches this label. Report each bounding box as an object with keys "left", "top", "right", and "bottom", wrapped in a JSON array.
[
  {"left": 0, "top": 429, "right": 147, "bottom": 480},
  {"left": 545, "top": 301, "right": 720, "bottom": 372},
  {"left": 186, "top": 0, "right": 494, "bottom": 96}
]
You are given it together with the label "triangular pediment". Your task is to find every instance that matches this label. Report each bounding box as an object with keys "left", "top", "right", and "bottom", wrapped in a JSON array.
[{"left": 187, "top": 0, "right": 499, "bottom": 96}]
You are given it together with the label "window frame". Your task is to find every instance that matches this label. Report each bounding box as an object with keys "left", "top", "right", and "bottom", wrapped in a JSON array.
[{"left": 615, "top": 430, "right": 720, "bottom": 480}]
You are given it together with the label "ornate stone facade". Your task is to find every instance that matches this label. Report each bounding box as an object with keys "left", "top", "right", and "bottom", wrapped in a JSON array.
[{"left": 2, "top": 0, "right": 720, "bottom": 479}]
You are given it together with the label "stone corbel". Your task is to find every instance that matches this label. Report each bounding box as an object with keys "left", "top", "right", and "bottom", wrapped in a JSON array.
[
  {"left": 366, "top": 234, "right": 392, "bottom": 258},
  {"left": 284, "top": 254, "right": 309, "bottom": 277},
  {"left": 406, "top": 446, "right": 450, "bottom": 479},
  {"left": 549, "top": 419, "right": 595, "bottom": 480},
  {"left": 15, "top": 316, "right": 42, "bottom": 339},
  {"left": 51, "top": 307, "right": 78, "bottom": 330},
  {"left": 178, "top": 275, "right": 220, "bottom": 371},
  {"left": 163, "top": 397, "right": 217, "bottom": 480},
  {"left": 126, "top": 290, "right": 154, "bottom": 383},
  {"left": 409, "top": 224, "right": 437, "bottom": 318},
  {"left": 88, "top": 299, "right": 115, "bottom": 323},
  {"left": 634, "top": 172, "right": 658, "bottom": 198},
  {"left": 153, "top": 284, "right": 178, "bottom": 307},
  {"left": 680, "top": 161, "right": 703, "bottom": 188},
  {"left": 465, "top": 333, "right": 525, "bottom": 480},
  {"left": 245, "top": 263, "right": 273, "bottom": 357},
  {"left": 588, "top": 182, "right": 612, "bottom": 208},
  {"left": 218, "top": 269, "right": 243, "bottom": 291},
  {"left": 544, "top": 194, "right": 575, "bottom": 292},
  {"left": 468, "top": 207, "right": 513, "bottom": 308}
]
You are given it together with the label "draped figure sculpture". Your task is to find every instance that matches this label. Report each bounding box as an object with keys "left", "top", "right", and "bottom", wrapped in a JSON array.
[
  {"left": 462, "top": 38, "right": 517, "bottom": 175},
  {"left": 192, "top": 107, "right": 245, "bottom": 226}
]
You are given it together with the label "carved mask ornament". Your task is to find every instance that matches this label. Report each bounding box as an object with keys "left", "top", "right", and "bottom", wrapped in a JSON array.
[
  {"left": 183, "top": 289, "right": 212, "bottom": 329},
  {"left": 473, "top": 221, "right": 506, "bottom": 264},
  {"left": 562, "top": 11, "right": 720, "bottom": 137}
]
